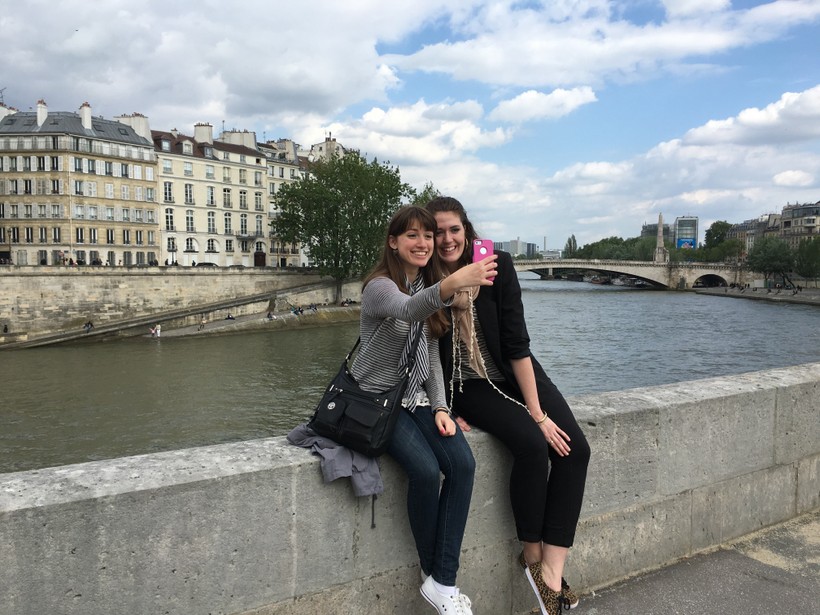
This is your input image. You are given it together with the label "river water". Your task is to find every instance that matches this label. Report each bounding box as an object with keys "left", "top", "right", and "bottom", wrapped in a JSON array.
[{"left": 2, "top": 276, "right": 818, "bottom": 474}]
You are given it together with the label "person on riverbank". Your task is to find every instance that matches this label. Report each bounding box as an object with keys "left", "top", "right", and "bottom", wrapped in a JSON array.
[
  {"left": 425, "top": 196, "right": 590, "bottom": 615},
  {"left": 351, "top": 205, "right": 496, "bottom": 615}
]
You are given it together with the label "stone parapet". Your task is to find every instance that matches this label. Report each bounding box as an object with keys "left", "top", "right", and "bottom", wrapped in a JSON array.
[{"left": 1, "top": 363, "right": 818, "bottom": 615}]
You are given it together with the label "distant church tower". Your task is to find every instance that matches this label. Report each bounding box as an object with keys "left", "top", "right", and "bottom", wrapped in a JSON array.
[{"left": 654, "top": 213, "right": 669, "bottom": 263}]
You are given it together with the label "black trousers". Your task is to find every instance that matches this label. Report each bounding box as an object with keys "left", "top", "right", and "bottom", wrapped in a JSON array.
[{"left": 451, "top": 377, "right": 590, "bottom": 547}]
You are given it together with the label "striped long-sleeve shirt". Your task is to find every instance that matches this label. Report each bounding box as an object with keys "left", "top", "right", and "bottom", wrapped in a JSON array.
[{"left": 350, "top": 276, "right": 449, "bottom": 412}]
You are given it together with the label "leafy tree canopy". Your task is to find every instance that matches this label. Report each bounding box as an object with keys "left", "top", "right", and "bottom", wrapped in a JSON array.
[
  {"left": 563, "top": 235, "right": 578, "bottom": 258},
  {"left": 271, "top": 152, "right": 412, "bottom": 297},
  {"left": 746, "top": 237, "right": 794, "bottom": 281},
  {"left": 794, "top": 237, "right": 820, "bottom": 283},
  {"left": 408, "top": 181, "right": 441, "bottom": 206},
  {"left": 704, "top": 220, "right": 732, "bottom": 249}
]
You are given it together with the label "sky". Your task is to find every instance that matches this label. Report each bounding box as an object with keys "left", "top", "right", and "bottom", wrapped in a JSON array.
[{"left": 2, "top": 0, "right": 819, "bottom": 249}]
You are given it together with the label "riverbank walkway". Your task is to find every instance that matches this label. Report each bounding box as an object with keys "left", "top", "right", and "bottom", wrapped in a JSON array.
[
  {"left": 695, "top": 285, "right": 820, "bottom": 306},
  {"left": 574, "top": 509, "right": 818, "bottom": 615}
]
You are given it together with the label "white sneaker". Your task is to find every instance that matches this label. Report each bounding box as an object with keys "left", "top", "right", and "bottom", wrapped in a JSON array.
[{"left": 420, "top": 575, "right": 473, "bottom": 615}]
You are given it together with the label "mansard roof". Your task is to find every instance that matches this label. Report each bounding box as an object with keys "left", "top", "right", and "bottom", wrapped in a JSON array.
[
  {"left": 151, "top": 129, "right": 261, "bottom": 161},
  {"left": 0, "top": 111, "right": 151, "bottom": 147}
]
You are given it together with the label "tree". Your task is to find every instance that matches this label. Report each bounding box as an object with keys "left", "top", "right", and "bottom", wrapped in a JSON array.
[
  {"left": 794, "top": 237, "right": 820, "bottom": 286},
  {"left": 563, "top": 235, "right": 578, "bottom": 258},
  {"left": 408, "top": 181, "right": 441, "bottom": 206},
  {"left": 271, "top": 152, "right": 412, "bottom": 299},
  {"left": 704, "top": 221, "right": 732, "bottom": 250},
  {"left": 746, "top": 237, "right": 795, "bottom": 286}
]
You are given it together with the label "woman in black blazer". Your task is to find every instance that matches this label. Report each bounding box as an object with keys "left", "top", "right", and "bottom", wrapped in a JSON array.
[{"left": 426, "top": 197, "right": 590, "bottom": 615}]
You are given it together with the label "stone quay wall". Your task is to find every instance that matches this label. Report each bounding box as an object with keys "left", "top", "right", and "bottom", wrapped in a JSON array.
[
  {"left": 1, "top": 363, "right": 818, "bottom": 615},
  {"left": 0, "top": 267, "right": 359, "bottom": 339}
]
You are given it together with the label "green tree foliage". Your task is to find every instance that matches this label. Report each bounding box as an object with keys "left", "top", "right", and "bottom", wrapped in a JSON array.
[
  {"left": 574, "top": 236, "right": 657, "bottom": 261},
  {"left": 408, "top": 181, "right": 441, "bottom": 206},
  {"left": 271, "top": 152, "right": 412, "bottom": 298},
  {"left": 704, "top": 220, "right": 732, "bottom": 249},
  {"left": 746, "top": 237, "right": 795, "bottom": 285},
  {"left": 794, "top": 237, "right": 820, "bottom": 285},
  {"left": 563, "top": 234, "right": 578, "bottom": 257}
]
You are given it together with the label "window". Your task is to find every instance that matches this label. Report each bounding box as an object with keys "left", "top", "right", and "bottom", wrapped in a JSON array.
[
  {"left": 256, "top": 215, "right": 263, "bottom": 234},
  {"left": 222, "top": 151, "right": 230, "bottom": 161},
  {"left": 183, "top": 143, "right": 193, "bottom": 155},
  {"left": 24, "top": 227, "right": 34, "bottom": 243},
  {"left": 206, "top": 186, "right": 215, "bottom": 206},
  {"left": 207, "top": 238, "right": 217, "bottom": 252},
  {"left": 255, "top": 192, "right": 263, "bottom": 210},
  {"left": 223, "top": 188, "right": 231, "bottom": 208},
  {"left": 185, "top": 238, "right": 195, "bottom": 252},
  {"left": 161, "top": 140, "right": 170, "bottom": 152},
  {"left": 223, "top": 167, "right": 231, "bottom": 182},
  {"left": 162, "top": 159, "right": 172, "bottom": 174},
  {"left": 207, "top": 211, "right": 216, "bottom": 233},
  {"left": 165, "top": 208, "right": 175, "bottom": 231},
  {"left": 145, "top": 187, "right": 155, "bottom": 202},
  {"left": 121, "top": 185, "right": 130, "bottom": 200},
  {"left": 148, "top": 231, "right": 156, "bottom": 245},
  {"left": 279, "top": 167, "right": 284, "bottom": 178},
  {"left": 269, "top": 182, "right": 276, "bottom": 196},
  {"left": 38, "top": 204, "right": 46, "bottom": 217},
  {"left": 74, "top": 180, "right": 84, "bottom": 196},
  {"left": 224, "top": 212, "right": 232, "bottom": 234},
  {"left": 52, "top": 227, "right": 61, "bottom": 243},
  {"left": 122, "top": 208, "right": 130, "bottom": 222},
  {"left": 239, "top": 190, "right": 248, "bottom": 209},
  {"left": 89, "top": 228, "right": 98, "bottom": 244},
  {"left": 205, "top": 165, "right": 215, "bottom": 179},
  {"left": 254, "top": 171, "right": 263, "bottom": 187},
  {"left": 107, "top": 229, "right": 115, "bottom": 244},
  {"left": 145, "top": 167, "right": 154, "bottom": 181},
  {"left": 39, "top": 226, "right": 47, "bottom": 243},
  {"left": 135, "top": 186, "right": 143, "bottom": 201},
  {"left": 105, "top": 183, "right": 114, "bottom": 198},
  {"left": 240, "top": 240, "right": 250, "bottom": 252},
  {"left": 88, "top": 159, "right": 96, "bottom": 174},
  {"left": 51, "top": 179, "right": 60, "bottom": 195},
  {"left": 163, "top": 181, "right": 173, "bottom": 203},
  {"left": 121, "top": 163, "right": 129, "bottom": 178},
  {"left": 122, "top": 229, "right": 131, "bottom": 245},
  {"left": 74, "top": 157, "right": 83, "bottom": 172},
  {"left": 225, "top": 239, "right": 233, "bottom": 252},
  {"left": 24, "top": 204, "right": 32, "bottom": 218},
  {"left": 147, "top": 209, "right": 155, "bottom": 223},
  {"left": 74, "top": 205, "right": 85, "bottom": 219},
  {"left": 167, "top": 237, "right": 177, "bottom": 252},
  {"left": 184, "top": 183, "right": 194, "bottom": 204},
  {"left": 133, "top": 165, "right": 142, "bottom": 180},
  {"left": 76, "top": 227, "right": 85, "bottom": 244},
  {"left": 37, "top": 156, "right": 46, "bottom": 171},
  {"left": 255, "top": 241, "right": 264, "bottom": 253},
  {"left": 105, "top": 207, "right": 114, "bottom": 221},
  {"left": 240, "top": 213, "right": 248, "bottom": 235},
  {"left": 239, "top": 169, "right": 247, "bottom": 184},
  {"left": 184, "top": 161, "right": 193, "bottom": 176},
  {"left": 186, "top": 209, "right": 195, "bottom": 232},
  {"left": 51, "top": 204, "right": 61, "bottom": 218},
  {"left": 135, "top": 209, "right": 144, "bottom": 223},
  {"left": 88, "top": 206, "right": 97, "bottom": 220},
  {"left": 136, "top": 230, "right": 144, "bottom": 245},
  {"left": 105, "top": 161, "right": 113, "bottom": 176},
  {"left": 87, "top": 182, "right": 97, "bottom": 197}
]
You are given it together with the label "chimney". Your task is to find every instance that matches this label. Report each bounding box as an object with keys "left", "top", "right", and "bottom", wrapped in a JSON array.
[
  {"left": 115, "top": 112, "right": 152, "bottom": 141},
  {"left": 194, "top": 122, "right": 213, "bottom": 144},
  {"left": 36, "top": 99, "right": 48, "bottom": 127},
  {"left": 79, "top": 101, "right": 92, "bottom": 130}
]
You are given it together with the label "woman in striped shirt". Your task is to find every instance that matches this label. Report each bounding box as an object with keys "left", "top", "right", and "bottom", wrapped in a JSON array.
[{"left": 351, "top": 206, "right": 496, "bottom": 615}]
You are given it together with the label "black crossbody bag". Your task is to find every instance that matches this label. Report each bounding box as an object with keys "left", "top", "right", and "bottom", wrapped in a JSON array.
[{"left": 308, "top": 325, "right": 424, "bottom": 457}]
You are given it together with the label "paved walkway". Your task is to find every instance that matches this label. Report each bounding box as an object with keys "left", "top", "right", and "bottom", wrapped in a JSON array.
[
  {"left": 558, "top": 510, "right": 819, "bottom": 615},
  {"left": 695, "top": 286, "right": 820, "bottom": 306}
]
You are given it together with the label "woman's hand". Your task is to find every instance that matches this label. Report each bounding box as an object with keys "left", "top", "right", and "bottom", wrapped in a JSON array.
[
  {"left": 538, "top": 415, "right": 571, "bottom": 456},
  {"left": 440, "top": 255, "right": 498, "bottom": 299},
  {"left": 435, "top": 411, "right": 457, "bottom": 436},
  {"left": 455, "top": 416, "right": 471, "bottom": 432}
]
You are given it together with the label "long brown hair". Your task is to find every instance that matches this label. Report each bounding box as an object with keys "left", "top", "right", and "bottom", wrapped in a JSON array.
[
  {"left": 423, "top": 196, "right": 478, "bottom": 269},
  {"left": 363, "top": 206, "right": 449, "bottom": 337}
]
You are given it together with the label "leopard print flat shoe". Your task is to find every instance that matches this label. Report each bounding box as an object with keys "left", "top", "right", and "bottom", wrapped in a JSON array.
[{"left": 518, "top": 552, "right": 578, "bottom": 610}]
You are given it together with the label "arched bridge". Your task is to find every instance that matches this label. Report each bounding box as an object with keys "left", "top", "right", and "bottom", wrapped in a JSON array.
[{"left": 513, "top": 259, "right": 746, "bottom": 289}]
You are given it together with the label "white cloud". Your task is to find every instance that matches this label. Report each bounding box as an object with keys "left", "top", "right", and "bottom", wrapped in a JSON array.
[
  {"left": 773, "top": 170, "right": 815, "bottom": 187},
  {"left": 488, "top": 87, "right": 597, "bottom": 123},
  {"left": 661, "top": 0, "right": 730, "bottom": 19}
]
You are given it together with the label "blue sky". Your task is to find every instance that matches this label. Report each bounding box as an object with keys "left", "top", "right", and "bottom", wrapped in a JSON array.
[{"left": 2, "top": 0, "right": 819, "bottom": 249}]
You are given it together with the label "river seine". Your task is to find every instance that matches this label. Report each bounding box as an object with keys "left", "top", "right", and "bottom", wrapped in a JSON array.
[{"left": 2, "top": 275, "right": 818, "bottom": 474}]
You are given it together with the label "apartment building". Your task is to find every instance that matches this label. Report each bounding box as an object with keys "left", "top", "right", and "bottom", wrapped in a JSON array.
[
  {"left": 151, "top": 124, "right": 269, "bottom": 266},
  {"left": 0, "top": 101, "right": 158, "bottom": 266},
  {"left": 780, "top": 201, "right": 819, "bottom": 250},
  {"left": 257, "top": 138, "right": 303, "bottom": 267}
]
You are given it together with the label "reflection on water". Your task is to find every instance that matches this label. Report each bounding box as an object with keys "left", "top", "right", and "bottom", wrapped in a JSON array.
[{"left": 2, "top": 278, "right": 818, "bottom": 473}]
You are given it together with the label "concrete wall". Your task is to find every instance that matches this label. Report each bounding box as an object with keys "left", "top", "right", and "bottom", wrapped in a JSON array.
[
  {"left": 0, "top": 267, "right": 360, "bottom": 338},
  {"left": 1, "top": 363, "right": 818, "bottom": 615}
]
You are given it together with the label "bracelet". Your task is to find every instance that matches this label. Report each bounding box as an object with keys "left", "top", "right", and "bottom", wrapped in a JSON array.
[
  {"left": 535, "top": 412, "right": 548, "bottom": 424},
  {"left": 434, "top": 407, "right": 453, "bottom": 418}
]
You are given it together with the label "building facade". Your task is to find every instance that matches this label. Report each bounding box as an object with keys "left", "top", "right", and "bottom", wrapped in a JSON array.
[
  {"left": 0, "top": 101, "right": 158, "bottom": 266},
  {"left": 257, "top": 139, "right": 303, "bottom": 267},
  {"left": 673, "top": 216, "right": 698, "bottom": 249},
  {"left": 779, "top": 201, "right": 819, "bottom": 250}
]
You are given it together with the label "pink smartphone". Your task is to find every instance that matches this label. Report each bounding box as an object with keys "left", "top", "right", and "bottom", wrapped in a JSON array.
[{"left": 473, "top": 239, "right": 495, "bottom": 280}]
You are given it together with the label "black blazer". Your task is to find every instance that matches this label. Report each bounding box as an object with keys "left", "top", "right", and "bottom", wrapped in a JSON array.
[{"left": 440, "top": 250, "right": 555, "bottom": 404}]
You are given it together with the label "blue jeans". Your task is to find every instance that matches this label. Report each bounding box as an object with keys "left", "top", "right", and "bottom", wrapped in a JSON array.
[{"left": 387, "top": 406, "right": 475, "bottom": 586}]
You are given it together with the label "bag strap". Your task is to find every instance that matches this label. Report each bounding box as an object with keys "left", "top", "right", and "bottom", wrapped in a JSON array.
[{"left": 345, "top": 320, "right": 425, "bottom": 371}]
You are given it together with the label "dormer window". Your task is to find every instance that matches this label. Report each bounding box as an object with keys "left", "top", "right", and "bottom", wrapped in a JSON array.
[
  {"left": 183, "top": 142, "right": 193, "bottom": 155},
  {"left": 161, "top": 140, "right": 171, "bottom": 152}
]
